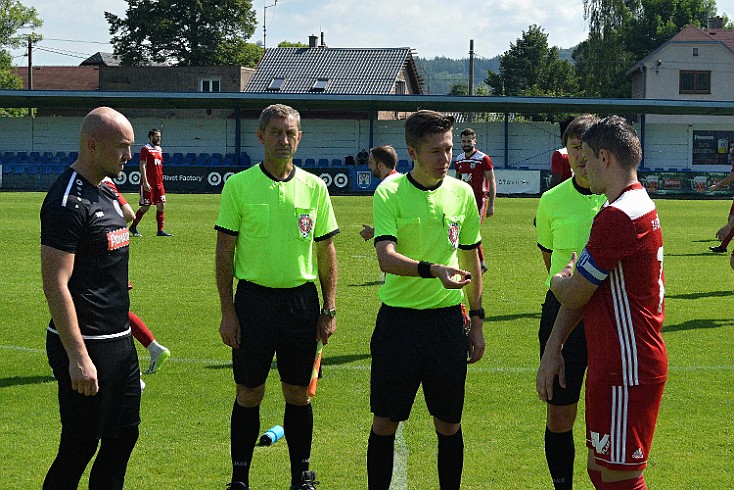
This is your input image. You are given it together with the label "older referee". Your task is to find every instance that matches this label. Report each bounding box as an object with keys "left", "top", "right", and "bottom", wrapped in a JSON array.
[{"left": 215, "top": 104, "right": 339, "bottom": 490}]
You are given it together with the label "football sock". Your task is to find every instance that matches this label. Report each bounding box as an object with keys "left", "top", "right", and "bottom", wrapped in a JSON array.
[
  {"left": 147, "top": 340, "right": 166, "bottom": 355},
  {"left": 603, "top": 475, "right": 646, "bottom": 489},
  {"left": 284, "top": 402, "right": 313, "bottom": 485},
  {"left": 545, "top": 427, "right": 574, "bottom": 489},
  {"left": 129, "top": 311, "right": 154, "bottom": 348},
  {"left": 721, "top": 226, "right": 734, "bottom": 248},
  {"left": 88, "top": 425, "right": 139, "bottom": 490},
  {"left": 587, "top": 468, "right": 603, "bottom": 489},
  {"left": 437, "top": 428, "right": 464, "bottom": 490},
  {"left": 43, "top": 433, "right": 99, "bottom": 489},
  {"left": 367, "top": 429, "right": 395, "bottom": 490},
  {"left": 131, "top": 210, "right": 144, "bottom": 228},
  {"left": 156, "top": 211, "right": 165, "bottom": 232},
  {"left": 231, "top": 401, "right": 259, "bottom": 485}
]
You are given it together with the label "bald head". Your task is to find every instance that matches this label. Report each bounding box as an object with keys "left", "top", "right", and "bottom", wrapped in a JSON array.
[{"left": 75, "top": 107, "right": 134, "bottom": 185}]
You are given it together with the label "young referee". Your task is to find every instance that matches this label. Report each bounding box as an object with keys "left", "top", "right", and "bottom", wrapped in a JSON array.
[
  {"left": 535, "top": 114, "right": 605, "bottom": 489},
  {"left": 367, "top": 110, "right": 485, "bottom": 490}
]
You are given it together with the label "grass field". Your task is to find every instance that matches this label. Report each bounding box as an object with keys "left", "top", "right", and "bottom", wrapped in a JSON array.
[{"left": 1, "top": 191, "right": 733, "bottom": 489}]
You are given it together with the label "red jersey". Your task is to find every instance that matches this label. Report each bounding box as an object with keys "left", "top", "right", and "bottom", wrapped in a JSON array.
[
  {"left": 102, "top": 177, "right": 127, "bottom": 206},
  {"left": 140, "top": 143, "right": 164, "bottom": 186},
  {"left": 576, "top": 183, "right": 667, "bottom": 387},
  {"left": 551, "top": 148, "right": 571, "bottom": 181},
  {"left": 453, "top": 150, "right": 494, "bottom": 201}
]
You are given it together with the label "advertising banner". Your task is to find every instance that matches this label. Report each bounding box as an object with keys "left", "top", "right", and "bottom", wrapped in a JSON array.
[
  {"left": 692, "top": 130, "right": 734, "bottom": 166},
  {"left": 495, "top": 169, "right": 541, "bottom": 195},
  {"left": 639, "top": 170, "right": 731, "bottom": 196}
]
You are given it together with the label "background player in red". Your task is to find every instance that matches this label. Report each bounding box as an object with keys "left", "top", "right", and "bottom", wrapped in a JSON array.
[
  {"left": 452, "top": 128, "right": 496, "bottom": 273},
  {"left": 129, "top": 129, "right": 172, "bottom": 237},
  {"left": 707, "top": 142, "right": 734, "bottom": 253},
  {"left": 103, "top": 177, "right": 172, "bottom": 374},
  {"left": 549, "top": 116, "right": 574, "bottom": 189},
  {"left": 537, "top": 116, "right": 667, "bottom": 490}
]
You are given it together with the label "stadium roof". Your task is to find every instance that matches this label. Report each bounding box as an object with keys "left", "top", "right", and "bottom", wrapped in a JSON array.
[{"left": 2, "top": 90, "right": 734, "bottom": 116}]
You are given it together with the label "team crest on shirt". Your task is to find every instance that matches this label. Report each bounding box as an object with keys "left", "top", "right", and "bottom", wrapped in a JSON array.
[
  {"left": 298, "top": 214, "right": 313, "bottom": 238},
  {"left": 447, "top": 222, "right": 460, "bottom": 249},
  {"left": 470, "top": 162, "right": 476, "bottom": 169}
]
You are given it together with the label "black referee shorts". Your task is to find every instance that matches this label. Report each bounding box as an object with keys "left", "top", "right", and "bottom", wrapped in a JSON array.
[
  {"left": 370, "top": 304, "right": 468, "bottom": 424},
  {"left": 47, "top": 332, "right": 141, "bottom": 440},
  {"left": 233, "top": 280, "right": 319, "bottom": 388},
  {"left": 539, "top": 289, "right": 588, "bottom": 406}
]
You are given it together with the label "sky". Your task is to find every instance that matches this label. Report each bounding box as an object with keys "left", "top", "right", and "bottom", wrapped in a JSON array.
[{"left": 9, "top": 0, "right": 734, "bottom": 66}]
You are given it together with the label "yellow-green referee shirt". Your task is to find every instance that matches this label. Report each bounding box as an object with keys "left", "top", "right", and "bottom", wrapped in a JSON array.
[
  {"left": 215, "top": 164, "right": 339, "bottom": 288},
  {"left": 373, "top": 173, "right": 481, "bottom": 310},
  {"left": 535, "top": 177, "right": 605, "bottom": 288}
]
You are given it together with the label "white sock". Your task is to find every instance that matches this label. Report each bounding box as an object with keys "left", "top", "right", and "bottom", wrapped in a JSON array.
[{"left": 147, "top": 340, "right": 165, "bottom": 354}]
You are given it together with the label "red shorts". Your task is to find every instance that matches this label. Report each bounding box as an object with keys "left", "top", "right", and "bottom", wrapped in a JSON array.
[
  {"left": 585, "top": 382, "right": 665, "bottom": 471},
  {"left": 139, "top": 184, "right": 166, "bottom": 206}
]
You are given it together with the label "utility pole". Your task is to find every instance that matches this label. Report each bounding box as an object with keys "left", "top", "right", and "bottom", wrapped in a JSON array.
[
  {"left": 27, "top": 36, "right": 33, "bottom": 90},
  {"left": 468, "top": 39, "right": 475, "bottom": 123},
  {"left": 263, "top": 0, "right": 278, "bottom": 50}
]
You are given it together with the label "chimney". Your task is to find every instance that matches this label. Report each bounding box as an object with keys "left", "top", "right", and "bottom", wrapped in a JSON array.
[
  {"left": 308, "top": 35, "right": 318, "bottom": 48},
  {"left": 320, "top": 32, "right": 326, "bottom": 47},
  {"left": 707, "top": 17, "right": 723, "bottom": 30}
]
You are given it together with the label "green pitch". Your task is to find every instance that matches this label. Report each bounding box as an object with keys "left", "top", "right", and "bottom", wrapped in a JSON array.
[{"left": 0, "top": 192, "right": 732, "bottom": 489}]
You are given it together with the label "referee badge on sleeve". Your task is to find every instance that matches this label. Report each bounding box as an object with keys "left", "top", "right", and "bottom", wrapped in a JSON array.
[{"left": 298, "top": 214, "right": 313, "bottom": 238}]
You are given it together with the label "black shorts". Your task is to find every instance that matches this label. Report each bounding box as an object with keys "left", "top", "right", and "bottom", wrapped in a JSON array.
[
  {"left": 233, "top": 280, "right": 319, "bottom": 388},
  {"left": 539, "top": 290, "right": 587, "bottom": 406},
  {"left": 47, "top": 331, "right": 141, "bottom": 440},
  {"left": 370, "top": 304, "right": 468, "bottom": 424}
]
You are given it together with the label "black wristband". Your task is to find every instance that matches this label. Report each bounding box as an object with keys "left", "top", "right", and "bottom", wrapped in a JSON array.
[
  {"left": 469, "top": 308, "right": 485, "bottom": 320},
  {"left": 417, "top": 261, "right": 434, "bottom": 278}
]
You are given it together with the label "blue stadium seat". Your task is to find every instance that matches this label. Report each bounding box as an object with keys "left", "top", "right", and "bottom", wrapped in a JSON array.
[
  {"left": 397, "top": 159, "right": 411, "bottom": 171},
  {"left": 209, "top": 155, "right": 221, "bottom": 166},
  {"left": 196, "top": 153, "right": 210, "bottom": 165},
  {"left": 331, "top": 158, "right": 342, "bottom": 167},
  {"left": 304, "top": 158, "right": 316, "bottom": 167},
  {"left": 293, "top": 158, "right": 302, "bottom": 167},
  {"left": 68, "top": 151, "right": 78, "bottom": 159},
  {"left": 183, "top": 153, "right": 196, "bottom": 165},
  {"left": 318, "top": 158, "right": 329, "bottom": 168},
  {"left": 224, "top": 154, "right": 235, "bottom": 166},
  {"left": 17, "top": 151, "right": 28, "bottom": 160},
  {"left": 55, "top": 151, "right": 66, "bottom": 159},
  {"left": 30, "top": 151, "right": 41, "bottom": 161}
]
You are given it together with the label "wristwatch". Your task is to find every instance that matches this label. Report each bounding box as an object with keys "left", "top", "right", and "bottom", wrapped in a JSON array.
[
  {"left": 468, "top": 308, "right": 485, "bottom": 320},
  {"left": 320, "top": 307, "right": 336, "bottom": 318}
]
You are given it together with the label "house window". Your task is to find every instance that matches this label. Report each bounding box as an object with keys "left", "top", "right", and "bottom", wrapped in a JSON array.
[
  {"left": 310, "top": 78, "right": 329, "bottom": 92},
  {"left": 267, "top": 77, "right": 285, "bottom": 91},
  {"left": 679, "top": 70, "right": 711, "bottom": 94},
  {"left": 692, "top": 48, "right": 699, "bottom": 56},
  {"left": 395, "top": 80, "right": 406, "bottom": 95},
  {"left": 200, "top": 78, "right": 221, "bottom": 92}
]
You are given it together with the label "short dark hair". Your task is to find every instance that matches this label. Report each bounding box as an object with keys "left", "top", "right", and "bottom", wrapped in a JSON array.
[
  {"left": 562, "top": 114, "right": 598, "bottom": 146},
  {"left": 405, "top": 110, "right": 454, "bottom": 149},
  {"left": 460, "top": 128, "right": 476, "bottom": 138},
  {"left": 148, "top": 129, "right": 160, "bottom": 138},
  {"left": 369, "top": 145, "right": 398, "bottom": 169},
  {"left": 581, "top": 116, "right": 642, "bottom": 170},
  {"left": 259, "top": 104, "right": 301, "bottom": 132}
]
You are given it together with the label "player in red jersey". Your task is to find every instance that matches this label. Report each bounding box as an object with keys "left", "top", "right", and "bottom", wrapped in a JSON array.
[
  {"left": 708, "top": 143, "right": 734, "bottom": 253},
  {"left": 549, "top": 117, "right": 574, "bottom": 189},
  {"left": 452, "top": 128, "right": 496, "bottom": 273},
  {"left": 537, "top": 116, "right": 667, "bottom": 490},
  {"left": 129, "top": 129, "right": 172, "bottom": 237},
  {"left": 103, "top": 177, "right": 171, "bottom": 374}
]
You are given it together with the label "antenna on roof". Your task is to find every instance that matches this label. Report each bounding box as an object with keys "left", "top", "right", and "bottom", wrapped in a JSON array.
[{"left": 263, "top": 0, "right": 279, "bottom": 50}]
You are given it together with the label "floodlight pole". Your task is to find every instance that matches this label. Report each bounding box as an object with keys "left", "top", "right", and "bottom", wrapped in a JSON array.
[{"left": 263, "top": 0, "right": 278, "bottom": 50}]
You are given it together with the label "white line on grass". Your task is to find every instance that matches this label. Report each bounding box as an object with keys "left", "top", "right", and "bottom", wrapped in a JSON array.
[
  {"left": 390, "top": 422, "right": 408, "bottom": 490},
  {"left": 3, "top": 345, "right": 734, "bottom": 373}
]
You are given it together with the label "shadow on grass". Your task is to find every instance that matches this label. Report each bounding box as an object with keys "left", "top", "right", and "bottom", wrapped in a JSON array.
[
  {"left": 663, "top": 318, "right": 734, "bottom": 333},
  {"left": 666, "top": 290, "right": 734, "bottom": 300},
  {"left": 346, "top": 281, "right": 383, "bottom": 287},
  {"left": 0, "top": 375, "right": 55, "bottom": 388},
  {"left": 690, "top": 239, "right": 718, "bottom": 243},
  {"left": 665, "top": 252, "right": 727, "bottom": 257},
  {"left": 205, "top": 353, "right": 371, "bottom": 371},
  {"left": 487, "top": 312, "right": 541, "bottom": 322}
]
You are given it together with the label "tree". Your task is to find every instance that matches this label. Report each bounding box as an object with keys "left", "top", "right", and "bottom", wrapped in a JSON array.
[
  {"left": 486, "top": 25, "right": 579, "bottom": 101},
  {"left": 277, "top": 41, "right": 308, "bottom": 48},
  {"left": 105, "top": 0, "right": 259, "bottom": 66},
  {"left": 0, "top": 0, "right": 42, "bottom": 116}
]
